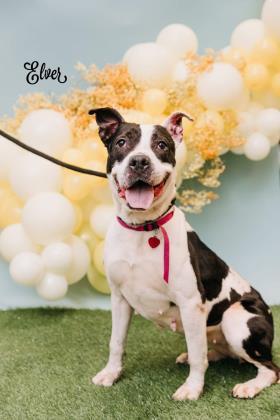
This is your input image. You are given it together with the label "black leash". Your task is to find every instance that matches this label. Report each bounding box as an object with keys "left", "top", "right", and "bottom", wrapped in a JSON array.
[{"left": 0, "top": 129, "right": 107, "bottom": 179}]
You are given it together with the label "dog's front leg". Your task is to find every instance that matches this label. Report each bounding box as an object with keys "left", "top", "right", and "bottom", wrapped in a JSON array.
[
  {"left": 92, "top": 287, "right": 133, "bottom": 387},
  {"left": 173, "top": 296, "right": 208, "bottom": 400}
]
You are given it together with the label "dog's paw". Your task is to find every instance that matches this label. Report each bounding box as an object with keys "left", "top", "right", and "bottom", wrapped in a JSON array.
[
  {"left": 91, "top": 367, "right": 122, "bottom": 387},
  {"left": 176, "top": 352, "right": 188, "bottom": 364},
  {"left": 172, "top": 382, "right": 203, "bottom": 401},
  {"left": 232, "top": 382, "right": 260, "bottom": 399}
]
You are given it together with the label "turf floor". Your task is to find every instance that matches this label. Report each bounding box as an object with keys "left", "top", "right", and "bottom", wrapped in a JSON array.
[{"left": 0, "top": 307, "right": 279, "bottom": 420}]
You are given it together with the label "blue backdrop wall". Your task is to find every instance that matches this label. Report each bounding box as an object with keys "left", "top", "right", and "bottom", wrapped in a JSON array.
[{"left": 0, "top": 0, "right": 279, "bottom": 308}]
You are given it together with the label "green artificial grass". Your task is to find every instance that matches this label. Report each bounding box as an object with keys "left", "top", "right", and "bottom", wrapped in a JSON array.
[{"left": 0, "top": 308, "right": 279, "bottom": 420}]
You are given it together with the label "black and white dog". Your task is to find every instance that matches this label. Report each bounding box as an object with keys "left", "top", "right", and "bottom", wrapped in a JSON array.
[{"left": 89, "top": 107, "right": 279, "bottom": 400}]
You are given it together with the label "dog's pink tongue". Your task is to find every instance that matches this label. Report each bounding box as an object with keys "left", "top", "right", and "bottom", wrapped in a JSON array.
[{"left": 125, "top": 184, "right": 154, "bottom": 209}]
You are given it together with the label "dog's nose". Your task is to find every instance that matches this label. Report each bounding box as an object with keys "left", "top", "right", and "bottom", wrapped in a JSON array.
[{"left": 129, "top": 154, "right": 151, "bottom": 172}]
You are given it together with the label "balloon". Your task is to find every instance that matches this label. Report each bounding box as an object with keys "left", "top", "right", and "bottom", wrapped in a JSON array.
[
  {"left": 90, "top": 205, "right": 115, "bottom": 238},
  {"left": 82, "top": 161, "right": 107, "bottom": 189},
  {"left": 244, "top": 133, "right": 271, "bottom": 160},
  {"left": 22, "top": 192, "right": 75, "bottom": 245},
  {"left": 221, "top": 47, "right": 246, "bottom": 70},
  {"left": 36, "top": 272, "right": 68, "bottom": 300},
  {"left": 10, "top": 252, "right": 44, "bottom": 286},
  {"left": 236, "top": 112, "right": 256, "bottom": 137},
  {"left": 79, "top": 139, "right": 107, "bottom": 163},
  {"left": 0, "top": 135, "right": 20, "bottom": 180},
  {"left": 256, "top": 108, "right": 280, "bottom": 145},
  {"left": 123, "top": 42, "right": 176, "bottom": 88},
  {"left": 230, "top": 19, "right": 266, "bottom": 53},
  {"left": 10, "top": 153, "right": 62, "bottom": 200},
  {"left": 62, "top": 173, "right": 91, "bottom": 201},
  {"left": 156, "top": 24, "right": 198, "bottom": 58},
  {"left": 251, "top": 37, "right": 279, "bottom": 66},
  {"left": 175, "top": 141, "right": 187, "bottom": 173},
  {"left": 42, "top": 242, "right": 73, "bottom": 275},
  {"left": 66, "top": 235, "right": 90, "bottom": 284},
  {"left": 62, "top": 148, "right": 85, "bottom": 165},
  {"left": 73, "top": 204, "right": 83, "bottom": 233},
  {"left": 262, "top": 0, "right": 280, "bottom": 39},
  {"left": 244, "top": 63, "right": 269, "bottom": 91},
  {"left": 18, "top": 109, "right": 72, "bottom": 157},
  {"left": 93, "top": 240, "right": 105, "bottom": 276},
  {"left": 271, "top": 73, "right": 280, "bottom": 96},
  {"left": 172, "top": 60, "right": 190, "bottom": 82},
  {"left": 231, "top": 145, "right": 244, "bottom": 155},
  {"left": 195, "top": 110, "right": 224, "bottom": 133},
  {"left": 141, "top": 89, "right": 167, "bottom": 115},
  {"left": 0, "top": 223, "right": 36, "bottom": 261},
  {"left": 79, "top": 225, "right": 100, "bottom": 253},
  {"left": 87, "top": 264, "right": 110, "bottom": 294},
  {"left": 197, "top": 63, "right": 244, "bottom": 110},
  {"left": 0, "top": 190, "right": 23, "bottom": 228}
]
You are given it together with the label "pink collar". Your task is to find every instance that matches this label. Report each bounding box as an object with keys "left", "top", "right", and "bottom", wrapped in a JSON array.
[{"left": 117, "top": 209, "right": 174, "bottom": 283}]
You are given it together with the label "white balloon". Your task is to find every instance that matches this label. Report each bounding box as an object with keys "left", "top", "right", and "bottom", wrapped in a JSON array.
[
  {"left": 257, "top": 108, "right": 280, "bottom": 145},
  {"left": 123, "top": 42, "right": 176, "bottom": 88},
  {"left": 262, "top": 0, "right": 280, "bottom": 39},
  {"left": 0, "top": 135, "right": 21, "bottom": 180},
  {"left": 244, "top": 132, "right": 271, "bottom": 161},
  {"left": 42, "top": 242, "right": 73, "bottom": 275},
  {"left": 0, "top": 224, "right": 36, "bottom": 262},
  {"left": 10, "top": 153, "right": 62, "bottom": 200},
  {"left": 18, "top": 109, "right": 72, "bottom": 157},
  {"left": 172, "top": 60, "right": 190, "bottom": 82},
  {"left": 176, "top": 141, "right": 187, "bottom": 173},
  {"left": 230, "top": 19, "right": 266, "bottom": 53},
  {"left": 197, "top": 63, "right": 244, "bottom": 110},
  {"left": 90, "top": 205, "right": 115, "bottom": 238},
  {"left": 66, "top": 236, "right": 90, "bottom": 284},
  {"left": 236, "top": 112, "right": 256, "bottom": 137},
  {"left": 36, "top": 272, "right": 68, "bottom": 300},
  {"left": 22, "top": 192, "right": 75, "bottom": 245},
  {"left": 10, "top": 252, "right": 44, "bottom": 286},
  {"left": 156, "top": 24, "right": 198, "bottom": 59},
  {"left": 231, "top": 146, "right": 244, "bottom": 155}
]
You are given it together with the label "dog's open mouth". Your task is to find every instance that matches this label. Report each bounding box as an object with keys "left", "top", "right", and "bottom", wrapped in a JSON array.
[{"left": 115, "top": 175, "right": 169, "bottom": 210}]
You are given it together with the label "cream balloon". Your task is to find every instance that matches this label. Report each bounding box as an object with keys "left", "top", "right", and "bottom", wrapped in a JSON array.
[
  {"left": 42, "top": 242, "right": 73, "bottom": 275},
  {"left": 172, "top": 60, "right": 190, "bottom": 83},
  {"left": 156, "top": 24, "right": 198, "bottom": 58},
  {"left": 93, "top": 240, "right": 105, "bottom": 276},
  {"left": 0, "top": 135, "right": 20, "bottom": 180},
  {"left": 236, "top": 112, "right": 256, "bottom": 137},
  {"left": 90, "top": 205, "right": 115, "bottom": 239},
  {"left": 230, "top": 19, "right": 266, "bottom": 53},
  {"left": 141, "top": 89, "right": 167, "bottom": 115},
  {"left": 22, "top": 192, "right": 75, "bottom": 245},
  {"left": 256, "top": 108, "right": 280, "bottom": 145},
  {"left": 18, "top": 109, "right": 72, "bottom": 157},
  {"left": 262, "top": 0, "right": 280, "bottom": 39},
  {"left": 123, "top": 42, "right": 176, "bottom": 88},
  {"left": 0, "top": 224, "right": 36, "bottom": 262},
  {"left": 66, "top": 235, "right": 90, "bottom": 284},
  {"left": 197, "top": 63, "right": 244, "bottom": 110},
  {"left": 244, "top": 133, "right": 271, "bottom": 161},
  {"left": 10, "top": 153, "right": 62, "bottom": 200},
  {"left": 36, "top": 273, "right": 68, "bottom": 300},
  {"left": 10, "top": 252, "right": 44, "bottom": 286}
]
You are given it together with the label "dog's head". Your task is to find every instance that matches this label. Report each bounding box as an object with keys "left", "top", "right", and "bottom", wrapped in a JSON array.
[{"left": 89, "top": 107, "right": 191, "bottom": 220}]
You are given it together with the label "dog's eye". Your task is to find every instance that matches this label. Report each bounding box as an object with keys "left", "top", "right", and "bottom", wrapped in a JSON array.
[
  {"left": 116, "top": 138, "right": 126, "bottom": 147},
  {"left": 158, "top": 141, "right": 168, "bottom": 151}
]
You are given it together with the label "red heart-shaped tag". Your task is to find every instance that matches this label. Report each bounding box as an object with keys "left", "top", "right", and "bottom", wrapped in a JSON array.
[{"left": 148, "top": 236, "right": 160, "bottom": 248}]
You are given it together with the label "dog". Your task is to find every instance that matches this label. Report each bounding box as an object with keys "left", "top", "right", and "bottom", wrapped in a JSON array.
[{"left": 89, "top": 107, "right": 279, "bottom": 400}]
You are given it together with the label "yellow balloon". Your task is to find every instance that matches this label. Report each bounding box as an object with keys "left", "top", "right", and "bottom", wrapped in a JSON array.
[
  {"left": 251, "top": 37, "right": 279, "bottom": 66},
  {"left": 93, "top": 240, "right": 105, "bottom": 276},
  {"left": 0, "top": 190, "right": 22, "bottom": 228},
  {"left": 222, "top": 47, "right": 246, "bottom": 70},
  {"left": 87, "top": 264, "right": 110, "bottom": 294},
  {"left": 62, "top": 148, "right": 85, "bottom": 165},
  {"left": 73, "top": 204, "right": 83, "bottom": 233},
  {"left": 271, "top": 73, "right": 280, "bottom": 96},
  {"left": 244, "top": 63, "right": 270, "bottom": 91},
  {"left": 141, "top": 89, "right": 167, "bottom": 115},
  {"left": 83, "top": 161, "right": 107, "bottom": 189},
  {"left": 79, "top": 138, "right": 107, "bottom": 162},
  {"left": 195, "top": 110, "right": 224, "bottom": 133},
  {"left": 63, "top": 173, "right": 91, "bottom": 201},
  {"left": 79, "top": 224, "right": 100, "bottom": 253}
]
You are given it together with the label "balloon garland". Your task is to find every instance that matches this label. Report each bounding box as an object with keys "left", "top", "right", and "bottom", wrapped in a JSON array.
[{"left": 0, "top": 0, "right": 280, "bottom": 300}]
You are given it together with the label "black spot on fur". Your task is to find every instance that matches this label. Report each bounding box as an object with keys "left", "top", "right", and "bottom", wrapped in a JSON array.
[
  {"left": 187, "top": 231, "right": 229, "bottom": 303},
  {"left": 241, "top": 287, "right": 279, "bottom": 377},
  {"left": 106, "top": 123, "right": 141, "bottom": 173},
  {"left": 207, "top": 289, "right": 241, "bottom": 326},
  {"left": 151, "top": 125, "right": 176, "bottom": 166}
]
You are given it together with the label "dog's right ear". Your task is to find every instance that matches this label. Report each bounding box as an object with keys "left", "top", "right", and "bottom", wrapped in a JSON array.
[{"left": 89, "top": 107, "right": 125, "bottom": 146}]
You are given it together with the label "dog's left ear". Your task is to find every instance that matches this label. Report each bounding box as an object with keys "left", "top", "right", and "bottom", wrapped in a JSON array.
[
  {"left": 163, "top": 112, "right": 193, "bottom": 147},
  {"left": 89, "top": 107, "right": 125, "bottom": 146}
]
